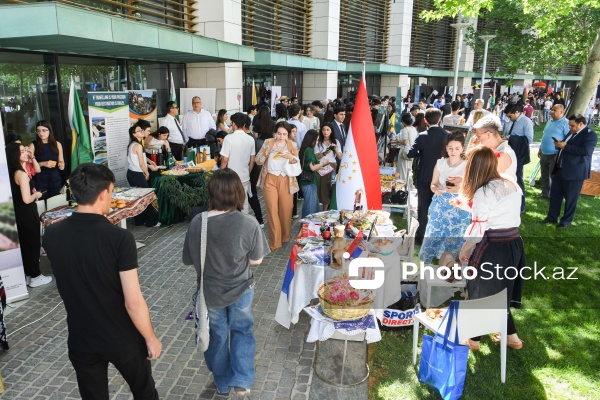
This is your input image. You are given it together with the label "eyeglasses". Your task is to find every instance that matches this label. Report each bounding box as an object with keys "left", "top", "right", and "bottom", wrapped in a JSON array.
[
  {"left": 170, "top": 106, "right": 179, "bottom": 109},
  {"left": 134, "top": 129, "right": 143, "bottom": 133}
]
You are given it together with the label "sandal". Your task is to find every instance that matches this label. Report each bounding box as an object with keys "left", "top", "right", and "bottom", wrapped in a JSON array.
[
  {"left": 461, "top": 339, "right": 480, "bottom": 351},
  {"left": 491, "top": 333, "right": 524, "bottom": 349}
]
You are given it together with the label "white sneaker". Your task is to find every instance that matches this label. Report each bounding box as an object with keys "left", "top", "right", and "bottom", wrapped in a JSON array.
[
  {"left": 292, "top": 214, "right": 299, "bottom": 219},
  {"left": 25, "top": 275, "right": 31, "bottom": 285},
  {"left": 28, "top": 274, "right": 53, "bottom": 288},
  {"left": 150, "top": 222, "right": 161, "bottom": 228}
]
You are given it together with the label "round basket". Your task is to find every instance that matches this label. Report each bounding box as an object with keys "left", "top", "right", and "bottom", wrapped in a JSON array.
[{"left": 318, "top": 281, "right": 373, "bottom": 321}]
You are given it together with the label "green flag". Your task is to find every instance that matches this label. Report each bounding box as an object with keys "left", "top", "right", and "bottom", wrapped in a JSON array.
[{"left": 69, "top": 78, "right": 93, "bottom": 171}]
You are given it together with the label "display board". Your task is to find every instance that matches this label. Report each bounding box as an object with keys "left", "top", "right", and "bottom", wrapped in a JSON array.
[
  {"left": 89, "top": 92, "right": 130, "bottom": 186},
  {"left": 129, "top": 90, "right": 158, "bottom": 131},
  {"left": 180, "top": 88, "right": 217, "bottom": 116},
  {"left": 0, "top": 112, "right": 29, "bottom": 302},
  {"left": 271, "top": 86, "right": 282, "bottom": 117}
]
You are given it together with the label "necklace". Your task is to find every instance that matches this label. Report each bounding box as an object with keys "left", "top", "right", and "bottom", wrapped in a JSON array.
[{"left": 274, "top": 141, "right": 287, "bottom": 152}]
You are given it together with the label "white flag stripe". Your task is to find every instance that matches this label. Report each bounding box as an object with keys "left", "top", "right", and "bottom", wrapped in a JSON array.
[{"left": 335, "top": 124, "right": 367, "bottom": 210}]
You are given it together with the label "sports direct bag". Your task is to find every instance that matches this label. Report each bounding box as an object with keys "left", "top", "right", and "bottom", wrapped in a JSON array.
[
  {"left": 379, "top": 281, "right": 420, "bottom": 330},
  {"left": 418, "top": 301, "right": 469, "bottom": 400}
]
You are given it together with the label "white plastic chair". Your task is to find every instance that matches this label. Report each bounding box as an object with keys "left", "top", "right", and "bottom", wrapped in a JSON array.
[
  {"left": 45, "top": 194, "right": 68, "bottom": 211},
  {"left": 412, "top": 288, "right": 508, "bottom": 382}
]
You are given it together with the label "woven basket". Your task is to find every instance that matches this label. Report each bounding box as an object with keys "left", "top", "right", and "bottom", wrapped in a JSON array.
[{"left": 318, "top": 281, "right": 374, "bottom": 321}]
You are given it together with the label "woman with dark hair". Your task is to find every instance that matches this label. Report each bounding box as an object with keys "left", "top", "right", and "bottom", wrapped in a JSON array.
[
  {"left": 413, "top": 112, "right": 428, "bottom": 133},
  {"left": 452, "top": 146, "right": 524, "bottom": 351},
  {"left": 298, "top": 130, "right": 325, "bottom": 217},
  {"left": 418, "top": 131, "right": 470, "bottom": 263},
  {"left": 29, "top": 120, "right": 64, "bottom": 199},
  {"left": 275, "top": 103, "right": 288, "bottom": 122},
  {"left": 255, "top": 121, "right": 300, "bottom": 251},
  {"left": 126, "top": 123, "right": 159, "bottom": 227},
  {"left": 314, "top": 123, "right": 341, "bottom": 210},
  {"left": 183, "top": 168, "right": 269, "bottom": 397},
  {"left": 216, "top": 109, "right": 231, "bottom": 133},
  {"left": 252, "top": 106, "right": 274, "bottom": 142},
  {"left": 6, "top": 143, "right": 53, "bottom": 287},
  {"left": 145, "top": 126, "right": 171, "bottom": 152}
]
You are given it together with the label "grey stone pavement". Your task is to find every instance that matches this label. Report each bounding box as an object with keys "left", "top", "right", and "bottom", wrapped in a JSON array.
[{"left": 0, "top": 197, "right": 369, "bottom": 400}]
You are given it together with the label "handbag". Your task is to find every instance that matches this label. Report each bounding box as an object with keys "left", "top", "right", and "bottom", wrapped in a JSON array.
[
  {"left": 391, "top": 190, "right": 408, "bottom": 205},
  {"left": 191, "top": 211, "right": 210, "bottom": 352},
  {"left": 298, "top": 152, "right": 315, "bottom": 182},
  {"left": 284, "top": 149, "right": 302, "bottom": 176},
  {"left": 418, "top": 301, "right": 469, "bottom": 400}
]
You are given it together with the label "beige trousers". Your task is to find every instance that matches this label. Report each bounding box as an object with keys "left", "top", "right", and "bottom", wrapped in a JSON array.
[{"left": 263, "top": 173, "right": 293, "bottom": 251}]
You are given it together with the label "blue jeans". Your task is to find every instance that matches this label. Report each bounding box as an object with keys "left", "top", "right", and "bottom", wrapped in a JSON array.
[
  {"left": 300, "top": 183, "right": 319, "bottom": 217},
  {"left": 204, "top": 287, "right": 255, "bottom": 393}
]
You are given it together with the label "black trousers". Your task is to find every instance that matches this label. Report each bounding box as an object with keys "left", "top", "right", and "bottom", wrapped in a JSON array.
[
  {"left": 508, "top": 135, "right": 530, "bottom": 212},
  {"left": 248, "top": 167, "right": 263, "bottom": 224},
  {"left": 416, "top": 181, "right": 434, "bottom": 242},
  {"left": 169, "top": 142, "right": 184, "bottom": 161},
  {"left": 68, "top": 341, "right": 158, "bottom": 400},
  {"left": 126, "top": 170, "right": 158, "bottom": 227},
  {"left": 186, "top": 138, "right": 207, "bottom": 148},
  {"left": 34, "top": 169, "right": 62, "bottom": 200},
  {"left": 14, "top": 203, "right": 41, "bottom": 278},
  {"left": 547, "top": 168, "right": 584, "bottom": 225}
]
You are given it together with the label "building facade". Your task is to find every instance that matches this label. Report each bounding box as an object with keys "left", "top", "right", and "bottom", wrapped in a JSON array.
[{"left": 0, "top": 0, "right": 586, "bottom": 157}]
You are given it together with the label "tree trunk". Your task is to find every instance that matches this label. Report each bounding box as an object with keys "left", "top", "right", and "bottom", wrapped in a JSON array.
[{"left": 569, "top": 28, "right": 600, "bottom": 117}]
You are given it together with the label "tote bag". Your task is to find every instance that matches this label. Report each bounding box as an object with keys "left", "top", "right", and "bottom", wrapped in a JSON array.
[{"left": 418, "top": 301, "right": 469, "bottom": 400}]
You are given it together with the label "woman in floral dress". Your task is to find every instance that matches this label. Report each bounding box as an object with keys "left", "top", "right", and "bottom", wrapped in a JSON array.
[{"left": 418, "top": 132, "right": 471, "bottom": 262}]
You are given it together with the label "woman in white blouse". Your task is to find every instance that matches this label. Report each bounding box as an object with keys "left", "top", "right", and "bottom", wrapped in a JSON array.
[
  {"left": 145, "top": 126, "right": 171, "bottom": 151},
  {"left": 255, "top": 121, "right": 300, "bottom": 251},
  {"left": 314, "top": 123, "right": 341, "bottom": 210},
  {"left": 453, "top": 146, "right": 524, "bottom": 351}
]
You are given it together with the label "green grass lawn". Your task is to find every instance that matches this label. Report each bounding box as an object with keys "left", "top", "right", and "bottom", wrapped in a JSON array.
[
  {"left": 534, "top": 122, "right": 599, "bottom": 146},
  {"left": 369, "top": 149, "right": 600, "bottom": 399}
]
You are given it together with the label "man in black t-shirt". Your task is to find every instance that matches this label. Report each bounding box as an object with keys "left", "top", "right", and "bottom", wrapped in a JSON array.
[{"left": 43, "top": 163, "right": 161, "bottom": 399}]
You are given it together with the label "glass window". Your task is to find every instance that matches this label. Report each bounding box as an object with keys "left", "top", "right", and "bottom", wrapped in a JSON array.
[
  {"left": 0, "top": 51, "right": 61, "bottom": 146},
  {"left": 127, "top": 62, "right": 169, "bottom": 117}
]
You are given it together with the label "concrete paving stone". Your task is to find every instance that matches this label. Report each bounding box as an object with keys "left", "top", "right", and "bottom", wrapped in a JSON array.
[
  {"left": 292, "top": 394, "right": 308, "bottom": 400},
  {"left": 278, "top": 377, "right": 295, "bottom": 388},
  {"left": 199, "top": 389, "right": 217, "bottom": 399},
  {"left": 296, "top": 374, "right": 310, "bottom": 385},
  {"left": 169, "top": 385, "right": 187, "bottom": 395},
  {"left": 266, "top": 371, "right": 282, "bottom": 381}
]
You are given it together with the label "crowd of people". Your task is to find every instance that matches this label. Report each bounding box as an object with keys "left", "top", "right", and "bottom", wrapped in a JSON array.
[{"left": 3, "top": 84, "right": 598, "bottom": 398}]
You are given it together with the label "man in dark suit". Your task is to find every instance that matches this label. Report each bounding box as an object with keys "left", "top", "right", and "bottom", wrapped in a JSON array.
[
  {"left": 539, "top": 114, "right": 598, "bottom": 228},
  {"left": 332, "top": 106, "right": 347, "bottom": 151},
  {"left": 407, "top": 108, "right": 449, "bottom": 244}
]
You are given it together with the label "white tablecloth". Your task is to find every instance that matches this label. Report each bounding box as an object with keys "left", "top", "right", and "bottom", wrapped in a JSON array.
[
  {"left": 306, "top": 311, "right": 382, "bottom": 344},
  {"left": 275, "top": 251, "right": 403, "bottom": 328}
]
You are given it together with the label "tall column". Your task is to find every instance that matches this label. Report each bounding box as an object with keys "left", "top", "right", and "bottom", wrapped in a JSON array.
[
  {"left": 311, "top": 0, "right": 340, "bottom": 60},
  {"left": 304, "top": 0, "right": 340, "bottom": 103},
  {"left": 380, "top": 75, "right": 410, "bottom": 99},
  {"left": 303, "top": 71, "right": 339, "bottom": 103},
  {"left": 387, "top": 0, "right": 412, "bottom": 66},
  {"left": 187, "top": 0, "right": 243, "bottom": 115}
]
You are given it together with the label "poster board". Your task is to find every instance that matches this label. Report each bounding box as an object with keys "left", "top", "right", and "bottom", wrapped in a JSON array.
[
  {"left": 0, "top": 112, "right": 29, "bottom": 303},
  {"left": 89, "top": 92, "right": 131, "bottom": 186},
  {"left": 271, "top": 86, "right": 282, "bottom": 117},
  {"left": 129, "top": 90, "right": 158, "bottom": 130},
  {"left": 180, "top": 88, "right": 217, "bottom": 116}
]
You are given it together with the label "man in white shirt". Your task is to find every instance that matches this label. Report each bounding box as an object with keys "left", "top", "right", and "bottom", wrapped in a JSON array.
[
  {"left": 288, "top": 103, "right": 307, "bottom": 148},
  {"left": 543, "top": 96, "right": 553, "bottom": 123},
  {"left": 220, "top": 112, "right": 256, "bottom": 214},
  {"left": 160, "top": 101, "right": 186, "bottom": 161},
  {"left": 466, "top": 98, "right": 491, "bottom": 127},
  {"left": 181, "top": 96, "right": 216, "bottom": 148},
  {"left": 442, "top": 101, "right": 463, "bottom": 126}
]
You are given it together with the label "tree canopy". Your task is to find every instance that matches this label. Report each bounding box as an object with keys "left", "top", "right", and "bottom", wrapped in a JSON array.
[{"left": 421, "top": 0, "right": 600, "bottom": 114}]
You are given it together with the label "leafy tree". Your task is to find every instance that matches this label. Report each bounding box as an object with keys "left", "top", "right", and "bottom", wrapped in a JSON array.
[{"left": 421, "top": 0, "right": 600, "bottom": 115}]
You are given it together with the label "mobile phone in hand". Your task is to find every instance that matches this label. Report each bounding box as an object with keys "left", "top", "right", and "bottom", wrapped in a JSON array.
[{"left": 552, "top": 137, "right": 558, "bottom": 142}]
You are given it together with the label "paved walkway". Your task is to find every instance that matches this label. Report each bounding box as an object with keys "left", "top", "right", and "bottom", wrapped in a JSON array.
[{"left": 0, "top": 200, "right": 367, "bottom": 399}]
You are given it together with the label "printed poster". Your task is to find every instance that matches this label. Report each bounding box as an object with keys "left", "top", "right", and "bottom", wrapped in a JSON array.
[
  {"left": 129, "top": 90, "right": 158, "bottom": 131},
  {"left": 271, "top": 86, "right": 282, "bottom": 117},
  {"left": 0, "top": 112, "right": 29, "bottom": 302},
  {"left": 88, "top": 92, "right": 130, "bottom": 186}
]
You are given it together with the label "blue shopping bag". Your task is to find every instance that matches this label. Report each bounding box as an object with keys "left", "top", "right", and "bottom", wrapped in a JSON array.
[{"left": 418, "top": 301, "right": 469, "bottom": 400}]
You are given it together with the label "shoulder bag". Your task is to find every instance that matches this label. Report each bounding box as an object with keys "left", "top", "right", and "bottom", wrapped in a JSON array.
[
  {"left": 298, "top": 152, "right": 315, "bottom": 182},
  {"left": 418, "top": 301, "right": 469, "bottom": 400},
  {"left": 284, "top": 140, "right": 302, "bottom": 177},
  {"left": 191, "top": 212, "right": 210, "bottom": 352}
]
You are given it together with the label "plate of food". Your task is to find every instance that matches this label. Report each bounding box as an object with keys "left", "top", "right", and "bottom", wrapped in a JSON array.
[{"left": 425, "top": 308, "right": 446, "bottom": 321}]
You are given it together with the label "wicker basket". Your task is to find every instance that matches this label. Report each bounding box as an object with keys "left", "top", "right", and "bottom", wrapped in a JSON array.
[{"left": 318, "top": 280, "right": 374, "bottom": 321}]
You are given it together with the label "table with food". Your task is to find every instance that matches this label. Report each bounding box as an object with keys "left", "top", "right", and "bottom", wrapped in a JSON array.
[
  {"left": 275, "top": 209, "right": 413, "bottom": 328},
  {"left": 40, "top": 187, "right": 157, "bottom": 228},
  {"left": 150, "top": 162, "right": 213, "bottom": 225}
]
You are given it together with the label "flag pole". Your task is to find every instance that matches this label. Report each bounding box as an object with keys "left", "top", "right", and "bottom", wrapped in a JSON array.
[{"left": 71, "top": 76, "right": 81, "bottom": 168}]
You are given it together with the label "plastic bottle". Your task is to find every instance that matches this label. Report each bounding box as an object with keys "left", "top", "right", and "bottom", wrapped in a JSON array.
[
  {"left": 157, "top": 148, "right": 164, "bottom": 166},
  {"left": 196, "top": 148, "right": 201, "bottom": 165}
]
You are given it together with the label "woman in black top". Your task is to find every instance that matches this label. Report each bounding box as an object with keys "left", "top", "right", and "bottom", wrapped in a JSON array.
[
  {"left": 6, "top": 142, "right": 53, "bottom": 287},
  {"left": 29, "top": 120, "right": 64, "bottom": 199}
]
